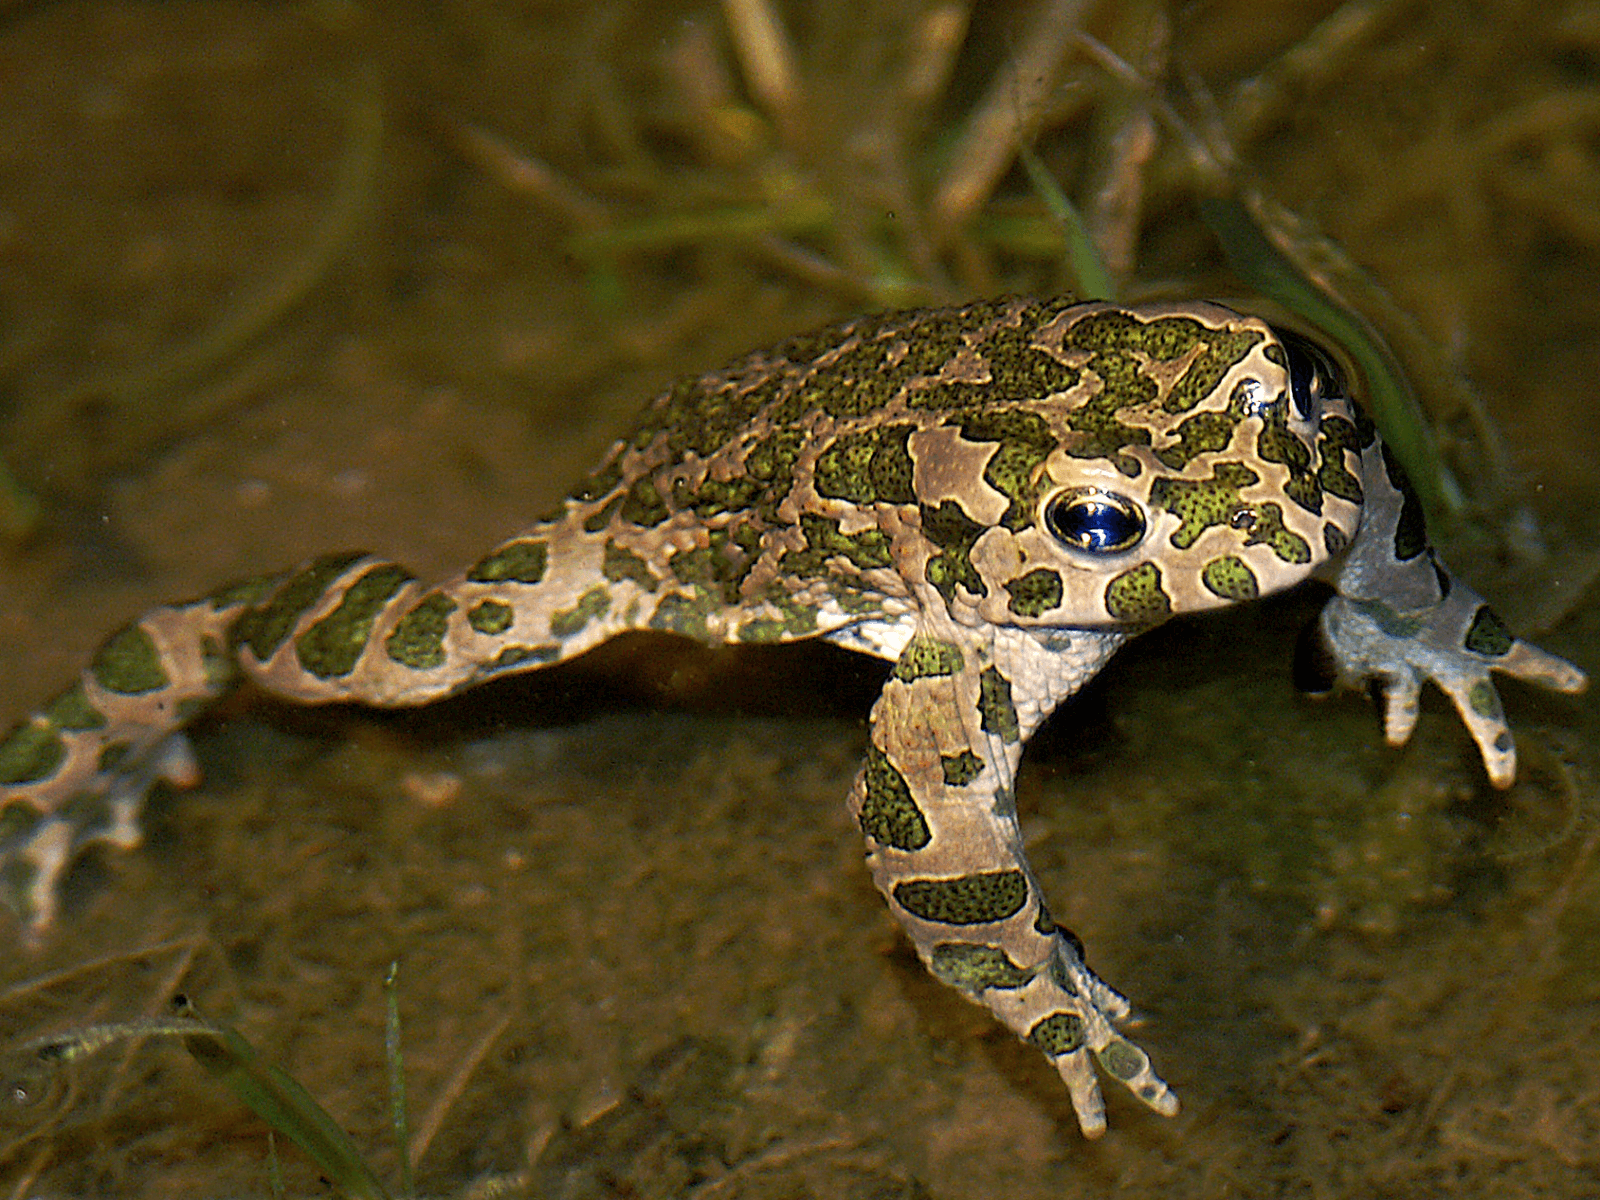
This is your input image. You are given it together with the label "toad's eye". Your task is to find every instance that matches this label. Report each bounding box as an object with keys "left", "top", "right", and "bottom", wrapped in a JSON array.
[
  {"left": 1272, "top": 328, "right": 1345, "bottom": 422},
  {"left": 1043, "top": 488, "right": 1146, "bottom": 554}
]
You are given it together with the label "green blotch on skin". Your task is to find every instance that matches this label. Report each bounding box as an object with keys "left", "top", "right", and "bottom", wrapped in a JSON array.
[
  {"left": 764, "top": 588, "right": 819, "bottom": 636},
  {"left": 1353, "top": 598, "right": 1424, "bottom": 640},
  {"left": 669, "top": 546, "right": 717, "bottom": 589},
  {"left": 1254, "top": 404, "right": 1323, "bottom": 515},
  {"left": 804, "top": 301, "right": 990, "bottom": 415},
  {"left": 602, "top": 541, "right": 660, "bottom": 591},
  {"left": 1382, "top": 443, "right": 1429, "bottom": 561},
  {"left": 1201, "top": 555, "right": 1259, "bottom": 601},
  {"left": 1096, "top": 1038, "right": 1149, "bottom": 1081},
  {"left": 489, "top": 644, "right": 561, "bottom": 671},
  {"left": 208, "top": 574, "right": 279, "bottom": 611},
  {"left": 1155, "top": 409, "right": 1237, "bottom": 470},
  {"left": 0, "top": 723, "right": 65, "bottom": 785},
  {"left": 949, "top": 408, "right": 1056, "bottom": 531},
  {"left": 920, "top": 500, "right": 987, "bottom": 602},
  {"left": 175, "top": 698, "right": 210, "bottom": 722},
  {"left": 785, "top": 341, "right": 893, "bottom": 421},
  {"left": 647, "top": 593, "right": 711, "bottom": 640},
  {"left": 1033, "top": 903, "right": 1056, "bottom": 935},
  {"left": 677, "top": 530, "right": 753, "bottom": 601},
  {"left": 1027, "top": 1011, "right": 1086, "bottom": 1056},
  {"left": 386, "top": 592, "right": 456, "bottom": 670},
  {"left": 43, "top": 685, "right": 105, "bottom": 732},
  {"left": 97, "top": 741, "right": 131, "bottom": 772},
  {"left": 200, "top": 635, "right": 236, "bottom": 691},
  {"left": 892, "top": 637, "right": 965, "bottom": 682},
  {"left": 829, "top": 582, "right": 885, "bottom": 615},
  {"left": 737, "top": 584, "right": 820, "bottom": 642},
  {"left": 568, "top": 455, "right": 622, "bottom": 503},
  {"left": 941, "top": 750, "right": 984, "bottom": 786},
  {"left": 1056, "top": 326, "right": 1152, "bottom": 451},
  {"left": 816, "top": 517, "right": 892, "bottom": 572},
  {"left": 857, "top": 746, "right": 931, "bottom": 851},
  {"left": 721, "top": 525, "right": 762, "bottom": 595},
  {"left": 1467, "top": 679, "right": 1500, "bottom": 718},
  {"left": 930, "top": 943, "right": 1034, "bottom": 991},
  {"left": 619, "top": 476, "right": 670, "bottom": 527},
  {"left": 1062, "top": 397, "right": 1151, "bottom": 476},
  {"left": 774, "top": 306, "right": 975, "bottom": 423},
  {"left": 468, "top": 600, "right": 514, "bottom": 635},
  {"left": 1004, "top": 568, "right": 1063, "bottom": 617},
  {"left": 1164, "top": 324, "right": 1263, "bottom": 414},
  {"left": 1241, "top": 502, "right": 1312, "bottom": 565},
  {"left": 813, "top": 424, "right": 917, "bottom": 505},
  {"left": 667, "top": 528, "right": 760, "bottom": 606},
  {"left": 893, "top": 869, "right": 1028, "bottom": 925},
  {"left": 781, "top": 513, "right": 893, "bottom": 578},
  {"left": 1059, "top": 312, "right": 1165, "bottom": 473},
  {"left": 625, "top": 358, "right": 796, "bottom": 458},
  {"left": 977, "top": 667, "right": 1019, "bottom": 743},
  {"left": 467, "top": 540, "right": 548, "bottom": 584},
  {"left": 0, "top": 801, "right": 41, "bottom": 843},
  {"left": 296, "top": 564, "right": 414, "bottom": 680},
  {"left": 1464, "top": 605, "right": 1514, "bottom": 657},
  {"left": 582, "top": 495, "right": 625, "bottom": 533},
  {"left": 549, "top": 587, "right": 612, "bottom": 639},
  {"left": 673, "top": 474, "right": 759, "bottom": 518},
  {"left": 1148, "top": 461, "right": 1259, "bottom": 550},
  {"left": 737, "top": 617, "right": 787, "bottom": 643},
  {"left": 1060, "top": 312, "right": 1261, "bottom": 476},
  {"left": 742, "top": 429, "right": 805, "bottom": 516},
  {"left": 904, "top": 301, "right": 1075, "bottom": 414},
  {"left": 234, "top": 552, "right": 365, "bottom": 662},
  {"left": 1351, "top": 410, "right": 1379, "bottom": 448},
  {"left": 975, "top": 305, "right": 1083, "bottom": 398},
  {"left": 1316, "top": 415, "right": 1364, "bottom": 505},
  {"left": 90, "top": 624, "right": 170, "bottom": 695},
  {"left": 1104, "top": 562, "right": 1172, "bottom": 627}
]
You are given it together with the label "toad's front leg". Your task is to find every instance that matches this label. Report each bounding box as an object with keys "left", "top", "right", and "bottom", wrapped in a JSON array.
[
  {"left": 849, "top": 623, "right": 1177, "bottom": 1136},
  {"left": 1314, "top": 441, "right": 1587, "bottom": 786}
]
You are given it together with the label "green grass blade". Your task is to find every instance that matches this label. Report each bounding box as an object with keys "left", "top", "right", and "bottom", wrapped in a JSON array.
[
  {"left": 180, "top": 1013, "right": 392, "bottom": 1200},
  {"left": 1016, "top": 140, "right": 1114, "bottom": 301},
  {"left": 384, "top": 962, "right": 415, "bottom": 1200},
  {"left": 1201, "top": 192, "right": 1464, "bottom": 521},
  {"left": 20, "top": 1010, "right": 391, "bottom": 1199}
]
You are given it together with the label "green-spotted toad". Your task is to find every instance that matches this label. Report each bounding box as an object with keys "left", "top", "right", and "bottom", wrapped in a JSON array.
[{"left": 0, "top": 298, "right": 1585, "bottom": 1135}]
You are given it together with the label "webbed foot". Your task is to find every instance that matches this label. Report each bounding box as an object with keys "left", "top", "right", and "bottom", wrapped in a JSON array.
[
  {"left": 944, "top": 925, "right": 1179, "bottom": 1137},
  {"left": 1, "top": 733, "right": 199, "bottom": 941},
  {"left": 1317, "top": 588, "right": 1586, "bottom": 786}
]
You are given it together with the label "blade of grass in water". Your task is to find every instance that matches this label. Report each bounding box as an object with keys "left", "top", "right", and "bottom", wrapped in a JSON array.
[
  {"left": 1016, "top": 140, "right": 1115, "bottom": 301},
  {"left": 178, "top": 1007, "right": 392, "bottom": 1200},
  {"left": 20, "top": 1007, "right": 391, "bottom": 1200},
  {"left": 384, "top": 962, "right": 415, "bottom": 1200},
  {"left": 1201, "top": 192, "right": 1464, "bottom": 521}
]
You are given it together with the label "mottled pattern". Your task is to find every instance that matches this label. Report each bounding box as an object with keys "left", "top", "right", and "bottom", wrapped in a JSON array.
[{"left": 0, "top": 298, "right": 1585, "bottom": 1140}]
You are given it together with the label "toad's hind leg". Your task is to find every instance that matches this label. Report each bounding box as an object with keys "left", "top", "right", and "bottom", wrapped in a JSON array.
[
  {"left": 0, "top": 521, "right": 650, "bottom": 936},
  {"left": 850, "top": 623, "right": 1177, "bottom": 1136},
  {"left": 0, "top": 591, "right": 247, "bottom": 935},
  {"left": 230, "top": 528, "right": 643, "bottom": 708}
]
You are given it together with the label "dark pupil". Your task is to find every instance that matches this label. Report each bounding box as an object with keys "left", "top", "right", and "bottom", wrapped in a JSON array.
[
  {"left": 1048, "top": 496, "right": 1143, "bottom": 552},
  {"left": 1273, "top": 329, "right": 1344, "bottom": 422},
  {"left": 1283, "top": 339, "right": 1317, "bottom": 420}
]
